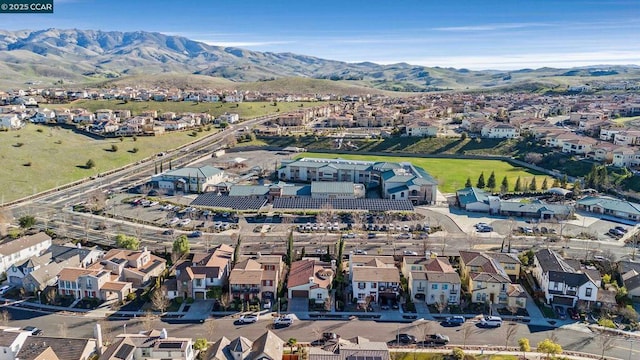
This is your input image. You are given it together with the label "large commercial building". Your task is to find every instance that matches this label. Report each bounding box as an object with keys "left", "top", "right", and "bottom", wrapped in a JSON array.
[{"left": 277, "top": 157, "right": 438, "bottom": 204}]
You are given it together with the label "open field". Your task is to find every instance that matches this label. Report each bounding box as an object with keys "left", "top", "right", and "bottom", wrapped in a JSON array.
[
  {"left": 298, "top": 153, "right": 552, "bottom": 193},
  {"left": 46, "top": 100, "right": 328, "bottom": 119},
  {"left": 0, "top": 124, "right": 215, "bottom": 203}
]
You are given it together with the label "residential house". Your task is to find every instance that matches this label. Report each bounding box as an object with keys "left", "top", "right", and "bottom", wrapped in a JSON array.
[
  {"left": 6, "top": 254, "right": 51, "bottom": 287},
  {"left": 576, "top": 196, "right": 640, "bottom": 223},
  {"left": 206, "top": 331, "right": 283, "bottom": 360},
  {"left": 498, "top": 201, "right": 574, "bottom": 220},
  {"left": 99, "top": 248, "right": 166, "bottom": 287},
  {"left": 614, "top": 130, "right": 640, "bottom": 146},
  {"left": 405, "top": 121, "right": 438, "bottom": 137},
  {"left": 16, "top": 335, "right": 97, "bottom": 360},
  {"left": 22, "top": 256, "right": 81, "bottom": 293},
  {"left": 47, "top": 243, "right": 104, "bottom": 268},
  {"left": 99, "top": 329, "right": 194, "bottom": 360},
  {"left": 619, "top": 260, "right": 640, "bottom": 301},
  {"left": 287, "top": 259, "right": 334, "bottom": 305},
  {"left": 532, "top": 249, "right": 598, "bottom": 307},
  {"left": 229, "top": 255, "right": 283, "bottom": 304},
  {"left": 0, "top": 327, "right": 31, "bottom": 360},
  {"left": 0, "top": 233, "right": 52, "bottom": 274},
  {"left": 480, "top": 123, "right": 520, "bottom": 139},
  {"left": 57, "top": 267, "right": 132, "bottom": 301},
  {"left": 0, "top": 114, "right": 24, "bottom": 130},
  {"left": 30, "top": 109, "right": 55, "bottom": 123},
  {"left": 402, "top": 256, "right": 461, "bottom": 305},
  {"left": 308, "top": 336, "right": 389, "bottom": 360},
  {"left": 174, "top": 244, "right": 233, "bottom": 300},
  {"left": 459, "top": 251, "right": 526, "bottom": 309},
  {"left": 350, "top": 255, "right": 400, "bottom": 305},
  {"left": 152, "top": 165, "right": 225, "bottom": 193},
  {"left": 561, "top": 137, "right": 597, "bottom": 155},
  {"left": 488, "top": 253, "right": 522, "bottom": 281},
  {"left": 217, "top": 113, "right": 239, "bottom": 124},
  {"left": 612, "top": 148, "right": 638, "bottom": 168}
]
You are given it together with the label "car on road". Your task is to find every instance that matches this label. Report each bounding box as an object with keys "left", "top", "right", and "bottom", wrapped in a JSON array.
[
  {"left": 355, "top": 249, "right": 367, "bottom": 255},
  {"left": 343, "top": 233, "right": 356, "bottom": 239},
  {"left": 273, "top": 315, "right": 294, "bottom": 328},
  {"left": 441, "top": 316, "right": 465, "bottom": 327},
  {"left": 162, "top": 229, "right": 174, "bottom": 235},
  {"left": 397, "top": 233, "right": 412, "bottom": 239},
  {"left": 421, "top": 334, "right": 450, "bottom": 346},
  {"left": 403, "top": 250, "right": 418, "bottom": 256},
  {"left": 476, "top": 225, "right": 493, "bottom": 232},
  {"left": 188, "top": 231, "right": 203, "bottom": 238},
  {"left": 396, "top": 333, "right": 417, "bottom": 344},
  {"left": 236, "top": 314, "right": 259, "bottom": 324},
  {"left": 0, "top": 285, "right": 11, "bottom": 295},
  {"left": 323, "top": 332, "right": 339, "bottom": 341},
  {"left": 22, "top": 326, "right": 43, "bottom": 335},
  {"left": 479, "top": 316, "right": 503, "bottom": 328}
]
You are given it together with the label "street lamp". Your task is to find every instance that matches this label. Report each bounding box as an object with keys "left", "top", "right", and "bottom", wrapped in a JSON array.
[
  {"left": 123, "top": 323, "right": 127, "bottom": 335},
  {"left": 628, "top": 339, "right": 634, "bottom": 360},
  {"left": 37, "top": 291, "right": 41, "bottom": 304}
]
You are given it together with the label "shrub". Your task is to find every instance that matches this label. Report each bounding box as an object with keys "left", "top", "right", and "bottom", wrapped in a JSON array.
[
  {"left": 126, "top": 293, "right": 136, "bottom": 301},
  {"left": 194, "top": 338, "right": 208, "bottom": 351},
  {"left": 186, "top": 297, "right": 195, "bottom": 304},
  {"left": 111, "top": 144, "right": 119, "bottom": 152},
  {"left": 86, "top": 159, "right": 96, "bottom": 169},
  {"left": 451, "top": 348, "right": 465, "bottom": 360},
  {"left": 131, "top": 147, "right": 139, "bottom": 153},
  {"left": 36, "top": 128, "right": 43, "bottom": 133},
  {"left": 175, "top": 297, "right": 184, "bottom": 304},
  {"left": 598, "top": 318, "right": 616, "bottom": 328}
]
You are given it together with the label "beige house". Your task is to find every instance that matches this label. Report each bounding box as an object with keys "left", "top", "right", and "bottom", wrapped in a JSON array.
[
  {"left": 402, "top": 256, "right": 461, "bottom": 305},
  {"left": 349, "top": 255, "right": 400, "bottom": 305},
  {"left": 229, "top": 255, "right": 283, "bottom": 304},
  {"left": 287, "top": 259, "right": 333, "bottom": 304}
]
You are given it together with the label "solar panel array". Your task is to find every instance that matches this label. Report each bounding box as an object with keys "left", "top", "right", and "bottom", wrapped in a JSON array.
[
  {"left": 346, "top": 356, "right": 383, "bottom": 360},
  {"left": 191, "top": 194, "right": 267, "bottom": 210},
  {"left": 272, "top": 198, "right": 414, "bottom": 211}
]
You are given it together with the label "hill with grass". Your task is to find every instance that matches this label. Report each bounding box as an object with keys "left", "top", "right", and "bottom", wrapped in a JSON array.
[{"left": 1, "top": 29, "right": 639, "bottom": 92}]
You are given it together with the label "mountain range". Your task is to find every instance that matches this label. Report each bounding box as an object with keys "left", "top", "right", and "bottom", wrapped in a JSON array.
[{"left": 1, "top": 28, "right": 639, "bottom": 92}]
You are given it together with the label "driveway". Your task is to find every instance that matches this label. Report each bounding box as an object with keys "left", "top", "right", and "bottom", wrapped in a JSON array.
[{"left": 182, "top": 300, "right": 214, "bottom": 320}]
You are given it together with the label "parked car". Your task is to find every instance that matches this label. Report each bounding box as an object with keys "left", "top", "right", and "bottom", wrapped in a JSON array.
[
  {"left": 236, "top": 314, "right": 259, "bottom": 324},
  {"left": 273, "top": 316, "right": 294, "bottom": 327},
  {"left": 479, "top": 316, "right": 503, "bottom": 328},
  {"left": 323, "top": 332, "right": 339, "bottom": 341},
  {"left": 396, "top": 333, "right": 417, "bottom": 344},
  {"left": 22, "top": 326, "right": 43, "bottom": 335},
  {"left": 567, "top": 307, "right": 580, "bottom": 320},
  {"left": 555, "top": 306, "right": 567, "bottom": 320},
  {"left": 609, "top": 228, "right": 624, "bottom": 237},
  {"left": 615, "top": 226, "right": 628, "bottom": 233},
  {"left": 422, "top": 334, "right": 450, "bottom": 346},
  {"left": 0, "top": 285, "right": 11, "bottom": 295},
  {"left": 441, "top": 316, "right": 465, "bottom": 327},
  {"left": 477, "top": 225, "right": 493, "bottom": 232},
  {"left": 188, "top": 231, "right": 203, "bottom": 238},
  {"left": 162, "top": 229, "right": 174, "bottom": 235}
]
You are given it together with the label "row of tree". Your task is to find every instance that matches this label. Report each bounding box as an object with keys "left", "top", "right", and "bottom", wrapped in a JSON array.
[{"left": 465, "top": 171, "right": 573, "bottom": 193}]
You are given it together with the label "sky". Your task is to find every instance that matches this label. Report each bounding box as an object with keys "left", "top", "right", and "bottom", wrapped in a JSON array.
[{"left": 1, "top": 0, "right": 639, "bottom": 70}]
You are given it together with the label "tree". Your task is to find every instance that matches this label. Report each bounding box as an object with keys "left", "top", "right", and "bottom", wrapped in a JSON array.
[
  {"left": 86, "top": 159, "right": 96, "bottom": 169},
  {"left": 286, "top": 229, "right": 294, "bottom": 266},
  {"left": 504, "top": 324, "right": 518, "bottom": 348},
  {"left": 18, "top": 215, "right": 36, "bottom": 229},
  {"left": 287, "top": 338, "right": 297, "bottom": 353},
  {"left": 572, "top": 180, "right": 582, "bottom": 196},
  {"left": 537, "top": 338, "right": 562, "bottom": 359},
  {"left": 561, "top": 174, "right": 568, "bottom": 188},
  {"left": 529, "top": 176, "right": 537, "bottom": 191},
  {"left": 552, "top": 178, "right": 560, "bottom": 188},
  {"left": 225, "top": 135, "right": 237, "bottom": 148},
  {"left": 0, "top": 310, "right": 10, "bottom": 325},
  {"left": 172, "top": 235, "right": 190, "bottom": 256},
  {"left": 524, "top": 152, "right": 543, "bottom": 164},
  {"left": 518, "top": 338, "right": 531, "bottom": 358},
  {"left": 476, "top": 172, "right": 486, "bottom": 188},
  {"left": 451, "top": 348, "right": 465, "bottom": 360},
  {"left": 232, "top": 234, "right": 241, "bottom": 266},
  {"left": 514, "top": 176, "right": 522, "bottom": 192},
  {"left": 150, "top": 287, "right": 170, "bottom": 313},
  {"left": 541, "top": 177, "right": 549, "bottom": 190},
  {"left": 597, "top": 335, "right": 616, "bottom": 360},
  {"left": 194, "top": 338, "right": 209, "bottom": 352},
  {"left": 111, "top": 144, "right": 119, "bottom": 152},
  {"left": 86, "top": 189, "right": 107, "bottom": 213},
  {"left": 465, "top": 177, "right": 472, "bottom": 188},
  {"left": 115, "top": 234, "right": 140, "bottom": 250},
  {"left": 500, "top": 176, "right": 509, "bottom": 193},
  {"left": 487, "top": 171, "right": 496, "bottom": 190}
]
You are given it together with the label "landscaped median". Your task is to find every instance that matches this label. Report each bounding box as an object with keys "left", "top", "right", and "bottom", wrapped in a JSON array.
[{"left": 388, "top": 346, "right": 620, "bottom": 360}]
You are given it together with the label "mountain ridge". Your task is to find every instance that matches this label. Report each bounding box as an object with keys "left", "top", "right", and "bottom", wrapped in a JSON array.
[{"left": 1, "top": 28, "right": 639, "bottom": 91}]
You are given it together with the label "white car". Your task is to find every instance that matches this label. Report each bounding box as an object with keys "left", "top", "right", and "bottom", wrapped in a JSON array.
[
  {"left": 179, "top": 218, "right": 191, "bottom": 226},
  {"left": 237, "top": 314, "right": 259, "bottom": 324},
  {"left": 168, "top": 217, "right": 180, "bottom": 225},
  {"left": 274, "top": 315, "right": 294, "bottom": 327}
]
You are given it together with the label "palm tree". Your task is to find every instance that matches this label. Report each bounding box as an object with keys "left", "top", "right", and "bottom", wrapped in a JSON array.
[{"left": 287, "top": 338, "right": 297, "bottom": 354}]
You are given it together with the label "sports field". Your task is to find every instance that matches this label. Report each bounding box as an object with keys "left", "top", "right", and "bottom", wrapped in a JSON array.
[
  {"left": 0, "top": 124, "right": 215, "bottom": 203},
  {"left": 297, "top": 153, "right": 552, "bottom": 193}
]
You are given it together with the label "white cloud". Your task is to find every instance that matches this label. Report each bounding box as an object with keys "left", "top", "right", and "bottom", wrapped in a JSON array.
[
  {"left": 433, "top": 22, "right": 551, "bottom": 32},
  {"left": 196, "top": 40, "right": 295, "bottom": 48}
]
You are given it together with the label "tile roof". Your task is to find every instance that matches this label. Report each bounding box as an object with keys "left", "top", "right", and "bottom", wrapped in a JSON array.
[
  {"left": 0, "top": 330, "right": 21, "bottom": 347},
  {"left": 288, "top": 259, "right": 333, "bottom": 289},
  {"left": 352, "top": 266, "right": 400, "bottom": 283},
  {"left": 229, "top": 259, "right": 262, "bottom": 285}
]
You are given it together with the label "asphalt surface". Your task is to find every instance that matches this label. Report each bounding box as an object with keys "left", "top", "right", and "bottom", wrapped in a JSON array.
[{"left": 3, "top": 307, "right": 638, "bottom": 359}]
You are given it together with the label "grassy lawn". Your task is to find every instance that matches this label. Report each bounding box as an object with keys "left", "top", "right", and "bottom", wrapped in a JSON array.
[
  {"left": 47, "top": 100, "right": 327, "bottom": 119},
  {"left": 612, "top": 116, "right": 640, "bottom": 125},
  {"left": 0, "top": 124, "right": 217, "bottom": 203},
  {"left": 298, "top": 152, "right": 552, "bottom": 193}
]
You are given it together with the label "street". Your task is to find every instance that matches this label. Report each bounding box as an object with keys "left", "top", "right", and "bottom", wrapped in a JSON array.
[{"left": 3, "top": 306, "right": 638, "bottom": 359}]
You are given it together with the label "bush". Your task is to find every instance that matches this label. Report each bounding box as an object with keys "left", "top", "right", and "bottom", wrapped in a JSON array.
[
  {"left": 175, "top": 297, "right": 184, "bottom": 304},
  {"left": 131, "top": 147, "right": 139, "bottom": 153},
  {"left": 598, "top": 318, "right": 616, "bottom": 328},
  {"left": 186, "top": 297, "right": 195, "bottom": 304},
  {"left": 36, "top": 128, "right": 43, "bottom": 133},
  {"left": 86, "top": 159, "right": 96, "bottom": 169},
  {"left": 126, "top": 293, "right": 136, "bottom": 301},
  {"left": 451, "top": 348, "right": 465, "bottom": 360},
  {"left": 111, "top": 144, "right": 119, "bottom": 152}
]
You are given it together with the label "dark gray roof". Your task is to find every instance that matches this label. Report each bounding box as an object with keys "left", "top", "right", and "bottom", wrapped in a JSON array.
[
  {"left": 535, "top": 249, "right": 575, "bottom": 273},
  {"left": 191, "top": 194, "right": 267, "bottom": 210},
  {"left": 548, "top": 271, "right": 591, "bottom": 287},
  {"left": 272, "top": 198, "right": 413, "bottom": 211},
  {"left": 48, "top": 244, "right": 97, "bottom": 263},
  {"left": 17, "top": 336, "right": 94, "bottom": 360},
  {"left": 0, "top": 331, "right": 21, "bottom": 347},
  {"left": 456, "top": 187, "right": 489, "bottom": 206}
]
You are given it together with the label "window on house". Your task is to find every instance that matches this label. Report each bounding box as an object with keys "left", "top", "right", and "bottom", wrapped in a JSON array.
[
  {"left": 432, "top": 284, "right": 438, "bottom": 290},
  {"left": 585, "top": 288, "right": 592, "bottom": 297},
  {"left": 476, "top": 293, "right": 481, "bottom": 301},
  {"left": 443, "top": 284, "right": 448, "bottom": 290},
  {"left": 317, "top": 293, "right": 323, "bottom": 299},
  {"left": 358, "top": 293, "right": 365, "bottom": 300},
  {"left": 371, "top": 283, "right": 377, "bottom": 288},
  {"left": 358, "top": 282, "right": 366, "bottom": 289}
]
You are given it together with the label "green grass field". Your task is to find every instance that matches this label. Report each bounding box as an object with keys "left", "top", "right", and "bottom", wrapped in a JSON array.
[
  {"left": 0, "top": 124, "right": 218, "bottom": 203},
  {"left": 47, "top": 100, "right": 327, "bottom": 119},
  {"left": 298, "top": 153, "right": 552, "bottom": 193}
]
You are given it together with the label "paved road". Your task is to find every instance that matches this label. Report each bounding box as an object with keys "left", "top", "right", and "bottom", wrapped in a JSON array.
[{"left": 4, "top": 307, "right": 638, "bottom": 359}]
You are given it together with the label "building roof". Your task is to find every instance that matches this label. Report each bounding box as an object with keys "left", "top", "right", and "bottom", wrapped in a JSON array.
[
  {"left": 424, "top": 272, "right": 461, "bottom": 284},
  {"left": 577, "top": 196, "right": 640, "bottom": 216},
  {"left": 499, "top": 201, "right": 573, "bottom": 216},
  {"left": 535, "top": 249, "right": 575, "bottom": 274},
  {"left": 17, "top": 336, "right": 94, "bottom": 360},
  {"left": 161, "top": 165, "right": 223, "bottom": 179},
  {"left": 0, "top": 232, "right": 51, "bottom": 256},
  {"left": 311, "top": 182, "right": 354, "bottom": 195},
  {"left": 0, "top": 330, "right": 22, "bottom": 347},
  {"left": 288, "top": 259, "right": 333, "bottom": 289},
  {"left": 489, "top": 253, "right": 521, "bottom": 265},
  {"left": 207, "top": 331, "right": 283, "bottom": 360},
  {"left": 47, "top": 244, "right": 101, "bottom": 263},
  {"left": 352, "top": 266, "right": 400, "bottom": 283},
  {"left": 456, "top": 187, "right": 490, "bottom": 206},
  {"left": 229, "top": 259, "right": 262, "bottom": 285}
]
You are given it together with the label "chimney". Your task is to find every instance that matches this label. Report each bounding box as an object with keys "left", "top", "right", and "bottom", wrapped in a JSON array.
[
  {"left": 331, "top": 260, "right": 336, "bottom": 270},
  {"left": 94, "top": 324, "right": 103, "bottom": 355},
  {"left": 77, "top": 243, "right": 82, "bottom": 249},
  {"left": 256, "top": 252, "right": 262, "bottom": 258},
  {"left": 143, "top": 246, "right": 148, "bottom": 253},
  {"left": 309, "top": 277, "right": 314, "bottom": 284},
  {"left": 160, "top": 328, "right": 168, "bottom": 339}
]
